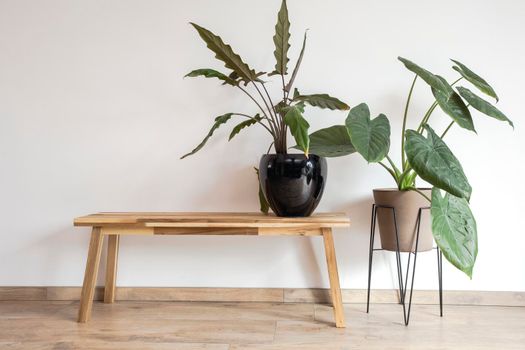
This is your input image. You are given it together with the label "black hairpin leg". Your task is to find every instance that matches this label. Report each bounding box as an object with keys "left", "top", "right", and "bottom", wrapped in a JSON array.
[
  {"left": 367, "top": 205, "right": 441, "bottom": 326},
  {"left": 437, "top": 246, "right": 443, "bottom": 317}
]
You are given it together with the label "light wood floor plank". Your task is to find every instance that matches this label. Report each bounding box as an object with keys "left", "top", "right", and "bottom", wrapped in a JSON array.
[{"left": 1, "top": 301, "right": 524, "bottom": 349}]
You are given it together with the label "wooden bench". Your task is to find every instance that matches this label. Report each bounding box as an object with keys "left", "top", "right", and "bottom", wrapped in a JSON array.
[{"left": 74, "top": 212, "right": 350, "bottom": 327}]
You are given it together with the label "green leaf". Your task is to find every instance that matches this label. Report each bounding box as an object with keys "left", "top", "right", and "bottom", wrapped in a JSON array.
[
  {"left": 269, "top": 0, "right": 290, "bottom": 76},
  {"left": 285, "top": 30, "right": 307, "bottom": 93},
  {"left": 303, "top": 125, "right": 356, "bottom": 157},
  {"left": 345, "top": 103, "right": 390, "bottom": 163},
  {"left": 184, "top": 68, "right": 237, "bottom": 86},
  {"left": 283, "top": 105, "right": 310, "bottom": 155},
  {"left": 228, "top": 115, "right": 262, "bottom": 141},
  {"left": 190, "top": 23, "right": 261, "bottom": 84},
  {"left": 181, "top": 113, "right": 233, "bottom": 159},
  {"left": 451, "top": 59, "right": 499, "bottom": 102},
  {"left": 456, "top": 87, "right": 513, "bottom": 128},
  {"left": 254, "top": 167, "right": 270, "bottom": 214},
  {"left": 398, "top": 57, "right": 451, "bottom": 96},
  {"left": 432, "top": 76, "right": 475, "bottom": 132},
  {"left": 431, "top": 188, "right": 478, "bottom": 278},
  {"left": 405, "top": 125, "right": 472, "bottom": 200},
  {"left": 293, "top": 94, "right": 350, "bottom": 110}
]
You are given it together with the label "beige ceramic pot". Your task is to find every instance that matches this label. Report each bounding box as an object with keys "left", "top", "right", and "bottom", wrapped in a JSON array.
[{"left": 373, "top": 188, "right": 433, "bottom": 252}]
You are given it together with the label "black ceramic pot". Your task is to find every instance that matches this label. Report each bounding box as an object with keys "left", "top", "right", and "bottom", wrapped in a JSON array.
[{"left": 259, "top": 153, "right": 327, "bottom": 217}]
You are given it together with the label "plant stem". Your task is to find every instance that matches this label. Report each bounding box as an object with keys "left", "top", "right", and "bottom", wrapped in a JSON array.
[
  {"left": 251, "top": 82, "right": 282, "bottom": 150},
  {"left": 416, "top": 76, "right": 464, "bottom": 133},
  {"left": 233, "top": 113, "right": 274, "bottom": 135},
  {"left": 266, "top": 141, "right": 275, "bottom": 154},
  {"left": 408, "top": 187, "right": 431, "bottom": 203},
  {"left": 237, "top": 85, "right": 277, "bottom": 137},
  {"left": 401, "top": 75, "right": 418, "bottom": 170},
  {"left": 386, "top": 155, "right": 401, "bottom": 178},
  {"left": 441, "top": 121, "right": 455, "bottom": 138},
  {"left": 261, "top": 83, "right": 281, "bottom": 131},
  {"left": 379, "top": 162, "right": 397, "bottom": 182}
]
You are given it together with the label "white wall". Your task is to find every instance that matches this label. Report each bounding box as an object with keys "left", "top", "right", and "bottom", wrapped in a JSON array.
[{"left": 0, "top": 0, "right": 524, "bottom": 291}]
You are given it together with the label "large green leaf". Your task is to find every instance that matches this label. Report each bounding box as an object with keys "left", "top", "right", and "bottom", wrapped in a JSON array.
[
  {"left": 432, "top": 76, "right": 475, "bottom": 132},
  {"left": 451, "top": 59, "right": 499, "bottom": 101},
  {"left": 405, "top": 125, "right": 472, "bottom": 200},
  {"left": 398, "top": 57, "right": 450, "bottom": 96},
  {"left": 345, "top": 103, "right": 390, "bottom": 163},
  {"left": 283, "top": 105, "right": 310, "bottom": 155},
  {"left": 293, "top": 94, "right": 350, "bottom": 110},
  {"left": 181, "top": 113, "right": 233, "bottom": 159},
  {"left": 269, "top": 0, "right": 290, "bottom": 76},
  {"left": 456, "top": 87, "right": 513, "bottom": 128},
  {"left": 185, "top": 68, "right": 237, "bottom": 86},
  {"left": 254, "top": 167, "right": 270, "bottom": 214},
  {"left": 285, "top": 30, "right": 307, "bottom": 93},
  {"left": 228, "top": 115, "right": 262, "bottom": 141},
  {"left": 190, "top": 23, "right": 261, "bottom": 84},
  {"left": 304, "top": 125, "right": 356, "bottom": 157},
  {"left": 431, "top": 188, "right": 478, "bottom": 278}
]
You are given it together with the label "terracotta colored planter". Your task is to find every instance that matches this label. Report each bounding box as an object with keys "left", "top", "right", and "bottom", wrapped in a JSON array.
[{"left": 373, "top": 188, "right": 433, "bottom": 252}]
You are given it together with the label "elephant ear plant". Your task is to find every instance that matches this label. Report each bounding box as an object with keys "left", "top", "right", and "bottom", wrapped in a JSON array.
[
  {"left": 309, "top": 57, "right": 513, "bottom": 277},
  {"left": 181, "top": 0, "right": 348, "bottom": 213}
]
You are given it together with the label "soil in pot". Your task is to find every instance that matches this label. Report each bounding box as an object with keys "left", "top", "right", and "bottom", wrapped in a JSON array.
[
  {"left": 259, "top": 154, "right": 327, "bottom": 217},
  {"left": 373, "top": 188, "right": 433, "bottom": 252}
]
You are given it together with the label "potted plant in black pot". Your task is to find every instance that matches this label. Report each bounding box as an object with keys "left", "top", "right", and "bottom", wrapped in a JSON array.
[
  {"left": 307, "top": 57, "right": 513, "bottom": 277},
  {"left": 181, "top": 0, "right": 350, "bottom": 217}
]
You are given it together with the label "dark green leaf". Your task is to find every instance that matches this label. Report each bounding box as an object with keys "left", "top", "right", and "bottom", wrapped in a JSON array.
[
  {"left": 431, "top": 188, "right": 477, "bottom": 278},
  {"left": 285, "top": 30, "right": 307, "bottom": 93},
  {"left": 181, "top": 113, "right": 233, "bottom": 159},
  {"left": 190, "top": 23, "right": 261, "bottom": 84},
  {"left": 185, "top": 68, "right": 237, "bottom": 86},
  {"left": 432, "top": 76, "right": 475, "bottom": 132},
  {"left": 405, "top": 125, "right": 472, "bottom": 200},
  {"left": 254, "top": 167, "right": 270, "bottom": 214},
  {"left": 269, "top": 0, "right": 290, "bottom": 76},
  {"left": 302, "top": 125, "right": 356, "bottom": 157},
  {"left": 228, "top": 115, "right": 262, "bottom": 141},
  {"left": 345, "top": 103, "right": 390, "bottom": 163},
  {"left": 398, "top": 57, "right": 451, "bottom": 96},
  {"left": 456, "top": 87, "right": 513, "bottom": 128},
  {"left": 293, "top": 94, "right": 350, "bottom": 110},
  {"left": 283, "top": 105, "right": 310, "bottom": 155},
  {"left": 451, "top": 59, "right": 499, "bottom": 101}
]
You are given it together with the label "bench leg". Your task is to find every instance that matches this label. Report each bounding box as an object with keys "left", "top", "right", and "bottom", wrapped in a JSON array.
[
  {"left": 322, "top": 228, "right": 345, "bottom": 328},
  {"left": 104, "top": 234, "right": 120, "bottom": 303},
  {"left": 78, "top": 227, "right": 104, "bottom": 323}
]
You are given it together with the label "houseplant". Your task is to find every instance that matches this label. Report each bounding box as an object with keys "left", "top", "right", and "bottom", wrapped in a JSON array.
[
  {"left": 308, "top": 57, "right": 513, "bottom": 277},
  {"left": 181, "top": 0, "right": 350, "bottom": 216}
]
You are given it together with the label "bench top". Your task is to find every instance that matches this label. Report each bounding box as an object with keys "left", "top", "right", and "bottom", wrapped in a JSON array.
[{"left": 74, "top": 212, "right": 351, "bottom": 228}]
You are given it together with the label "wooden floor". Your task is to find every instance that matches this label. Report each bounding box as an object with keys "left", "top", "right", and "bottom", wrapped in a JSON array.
[{"left": 1, "top": 301, "right": 524, "bottom": 349}]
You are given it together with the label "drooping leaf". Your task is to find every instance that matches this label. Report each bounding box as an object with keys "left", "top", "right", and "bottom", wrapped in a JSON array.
[
  {"left": 398, "top": 57, "right": 450, "bottom": 96},
  {"left": 456, "top": 87, "right": 513, "bottom": 128},
  {"left": 345, "top": 103, "right": 390, "bottom": 163},
  {"left": 405, "top": 125, "right": 472, "bottom": 200},
  {"left": 180, "top": 113, "right": 233, "bottom": 159},
  {"left": 269, "top": 0, "right": 290, "bottom": 76},
  {"left": 185, "top": 68, "right": 237, "bottom": 86},
  {"left": 254, "top": 167, "right": 270, "bottom": 214},
  {"left": 283, "top": 105, "right": 310, "bottom": 155},
  {"left": 285, "top": 30, "right": 307, "bottom": 93},
  {"left": 431, "top": 188, "right": 477, "bottom": 278},
  {"left": 190, "top": 23, "right": 261, "bottom": 84},
  {"left": 228, "top": 115, "right": 262, "bottom": 141},
  {"left": 451, "top": 59, "right": 499, "bottom": 101},
  {"left": 432, "top": 76, "right": 475, "bottom": 132},
  {"left": 293, "top": 94, "right": 350, "bottom": 110},
  {"left": 299, "top": 125, "right": 356, "bottom": 157}
]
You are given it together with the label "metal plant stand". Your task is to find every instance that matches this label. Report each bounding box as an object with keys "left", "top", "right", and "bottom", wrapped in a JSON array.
[{"left": 366, "top": 204, "right": 443, "bottom": 326}]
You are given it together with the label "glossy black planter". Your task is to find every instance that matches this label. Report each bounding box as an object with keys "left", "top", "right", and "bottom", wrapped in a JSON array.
[{"left": 259, "top": 154, "right": 327, "bottom": 217}]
